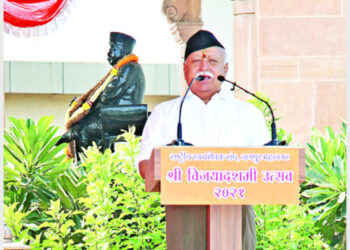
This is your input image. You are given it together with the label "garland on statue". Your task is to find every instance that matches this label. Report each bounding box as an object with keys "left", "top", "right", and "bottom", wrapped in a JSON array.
[{"left": 63, "top": 54, "right": 138, "bottom": 158}]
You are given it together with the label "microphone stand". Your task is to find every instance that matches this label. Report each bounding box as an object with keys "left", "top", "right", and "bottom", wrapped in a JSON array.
[
  {"left": 218, "top": 76, "right": 286, "bottom": 146},
  {"left": 167, "top": 76, "right": 204, "bottom": 146}
]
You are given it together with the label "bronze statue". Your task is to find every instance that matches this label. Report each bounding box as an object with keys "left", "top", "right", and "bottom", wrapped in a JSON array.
[{"left": 58, "top": 32, "right": 147, "bottom": 159}]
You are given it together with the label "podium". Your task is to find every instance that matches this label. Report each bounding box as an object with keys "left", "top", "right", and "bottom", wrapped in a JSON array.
[{"left": 141, "top": 147, "right": 305, "bottom": 250}]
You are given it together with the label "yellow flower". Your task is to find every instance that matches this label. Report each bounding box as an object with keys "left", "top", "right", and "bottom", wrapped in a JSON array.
[
  {"left": 111, "top": 68, "right": 119, "bottom": 76},
  {"left": 82, "top": 102, "right": 91, "bottom": 111}
]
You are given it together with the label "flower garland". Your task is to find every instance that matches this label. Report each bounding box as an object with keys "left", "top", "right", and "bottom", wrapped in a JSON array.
[
  {"left": 64, "top": 53, "right": 138, "bottom": 158},
  {"left": 65, "top": 54, "right": 138, "bottom": 125}
]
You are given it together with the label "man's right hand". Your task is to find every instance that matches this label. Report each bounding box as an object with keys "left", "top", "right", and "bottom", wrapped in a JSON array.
[
  {"left": 139, "top": 159, "right": 150, "bottom": 179},
  {"left": 138, "top": 151, "right": 160, "bottom": 192}
]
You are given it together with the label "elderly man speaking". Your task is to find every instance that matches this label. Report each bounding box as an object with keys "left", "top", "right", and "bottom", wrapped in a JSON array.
[{"left": 137, "top": 30, "right": 270, "bottom": 249}]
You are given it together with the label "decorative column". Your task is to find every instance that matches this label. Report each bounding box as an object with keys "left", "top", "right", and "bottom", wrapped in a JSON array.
[
  {"left": 162, "top": 0, "right": 203, "bottom": 45},
  {"left": 233, "top": 0, "right": 258, "bottom": 100},
  {"left": 162, "top": 0, "right": 203, "bottom": 93}
]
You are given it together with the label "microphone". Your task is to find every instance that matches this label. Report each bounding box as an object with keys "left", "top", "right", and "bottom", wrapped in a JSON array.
[
  {"left": 218, "top": 76, "right": 286, "bottom": 146},
  {"left": 167, "top": 75, "right": 204, "bottom": 146}
]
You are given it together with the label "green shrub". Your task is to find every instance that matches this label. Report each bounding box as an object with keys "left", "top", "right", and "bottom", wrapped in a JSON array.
[
  {"left": 34, "top": 200, "right": 82, "bottom": 249},
  {"left": 255, "top": 204, "right": 325, "bottom": 249},
  {"left": 249, "top": 92, "right": 329, "bottom": 248},
  {"left": 4, "top": 203, "right": 35, "bottom": 243},
  {"left": 4, "top": 116, "right": 88, "bottom": 243},
  {"left": 77, "top": 128, "right": 166, "bottom": 249},
  {"left": 4, "top": 121, "right": 166, "bottom": 248},
  {"left": 250, "top": 90, "right": 346, "bottom": 247},
  {"left": 10, "top": 112, "right": 344, "bottom": 249},
  {"left": 302, "top": 123, "right": 346, "bottom": 248},
  {"left": 4, "top": 116, "right": 67, "bottom": 211}
]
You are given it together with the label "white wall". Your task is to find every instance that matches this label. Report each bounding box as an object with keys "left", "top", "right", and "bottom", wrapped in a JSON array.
[
  {"left": 202, "top": 0, "right": 234, "bottom": 80},
  {"left": 4, "top": 0, "right": 182, "bottom": 64},
  {"left": 4, "top": 0, "right": 234, "bottom": 72},
  {"left": 5, "top": 0, "right": 234, "bottom": 66},
  {"left": 202, "top": 0, "right": 235, "bottom": 93},
  {"left": 4, "top": 0, "right": 236, "bottom": 132}
]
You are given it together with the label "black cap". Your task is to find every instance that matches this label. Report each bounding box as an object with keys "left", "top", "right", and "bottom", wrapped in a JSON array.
[
  {"left": 184, "top": 30, "right": 224, "bottom": 60},
  {"left": 110, "top": 32, "right": 136, "bottom": 45}
]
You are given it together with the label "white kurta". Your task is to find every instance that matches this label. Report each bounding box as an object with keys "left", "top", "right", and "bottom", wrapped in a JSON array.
[
  {"left": 136, "top": 89, "right": 270, "bottom": 250},
  {"left": 136, "top": 89, "right": 270, "bottom": 166}
]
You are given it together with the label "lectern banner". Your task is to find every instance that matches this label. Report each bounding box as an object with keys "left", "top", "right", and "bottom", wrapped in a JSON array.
[{"left": 160, "top": 147, "right": 302, "bottom": 205}]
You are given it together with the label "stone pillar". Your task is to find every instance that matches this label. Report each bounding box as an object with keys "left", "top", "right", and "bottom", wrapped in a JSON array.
[
  {"left": 232, "top": 0, "right": 346, "bottom": 145},
  {"left": 257, "top": 0, "right": 346, "bottom": 145},
  {"left": 233, "top": 0, "right": 258, "bottom": 100},
  {"left": 162, "top": 0, "right": 203, "bottom": 94},
  {"left": 162, "top": 0, "right": 203, "bottom": 45}
]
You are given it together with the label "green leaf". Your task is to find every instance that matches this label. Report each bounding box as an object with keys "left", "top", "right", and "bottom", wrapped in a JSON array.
[
  {"left": 334, "top": 156, "right": 346, "bottom": 182},
  {"left": 5, "top": 143, "right": 25, "bottom": 164},
  {"left": 4, "top": 165, "right": 21, "bottom": 179},
  {"left": 35, "top": 134, "right": 61, "bottom": 163},
  {"left": 4, "top": 145, "right": 21, "bottom": 167},
  {"left": 38, "top": 139, "right": 66, "bottom": 163},
  {"left": 17, "top": 119, "right": 31, "bottom": 154},
  {"left": 307, "top": 193, "right": 337, "bottom": 205},
  {"left": 337, "top": 192, "right": 345, "bottom": 203},
  {"left": 303, "top": 187, "right": 336, "bottom": 197},
  {"left": 54, "top": 182, "right": 75, "bottom": 210},
  {"left": 326, "top": 126, "right": 335, "bottom": 140},
  {"left": 26, "top": 118, "right": 34, "bottom": 128},
  {"left": 37, "top": 116, "right": 54, "bottom": 137}
]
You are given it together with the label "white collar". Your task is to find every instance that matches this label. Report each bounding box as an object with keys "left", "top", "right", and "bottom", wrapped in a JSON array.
[{"left": 187, "top": 88, "right": 233, "bottom": 104}]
